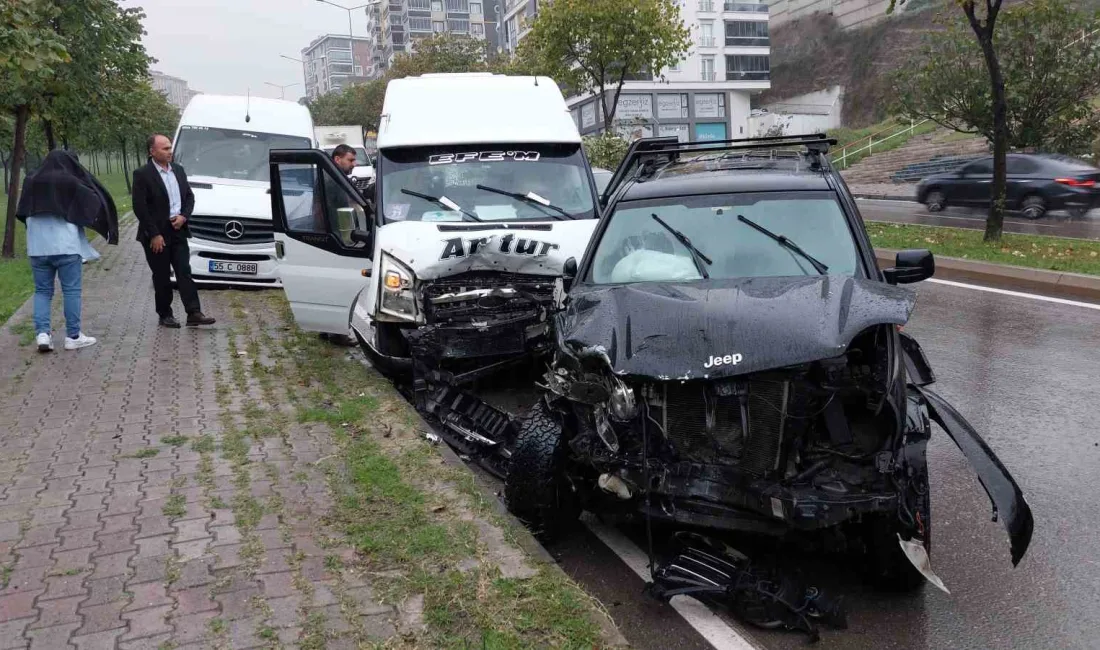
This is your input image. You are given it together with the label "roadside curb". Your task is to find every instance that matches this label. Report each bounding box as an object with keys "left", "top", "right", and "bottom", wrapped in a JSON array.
[
  {"left": 875, "top": 247, "right": 1100, "bottom": 303},
  {"left": 854, "top": 193, "right": 916, "bottom": 202}
]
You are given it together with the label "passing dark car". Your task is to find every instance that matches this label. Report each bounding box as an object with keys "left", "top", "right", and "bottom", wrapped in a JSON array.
[
  {"left": 504, "top": 134, "right": 1034, "bottom": 592},
  {"left": 916, "top": 153, "right": 1100, "bottom": 218}
]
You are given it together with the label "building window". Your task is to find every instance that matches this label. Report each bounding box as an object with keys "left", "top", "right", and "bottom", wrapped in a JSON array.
[
  {"left": 446, "top": 0, "right": 469, "bottom": 11},
  {"left": 354, "top": 66, "right": 363, "bottom": 76},
  {"left": 700, "top": 21, "right": 714, "bottom": 47},
  {"left": 657, "top": 94, "right": 689, "bottom": 119},
  {"left": 433, "top": 20, "right": 445, "bottom": 32},
  {"left": 409, "top": 0, "right": 431, "bottom": 8},
  {"left": 470, "top": 1, "right": 482, "bottom": 13},
  {"left": 327, "top": 49, "right": 352, "bottom": 62},
  {"left": 448, "top": 18, "right": 469, "bottom": 32},
  {"left": 699, "top": 0, "right": 714, "bottom": 11},
  {"left": 724, "top": 20, "right": 769, "bottom": 47},
  {"left": 725, "top": 54, "right": 769, "bottom": 80},
  {"left": 694, "top": 93, "right": 726, "bottom": 118},
  {"left": 700, "top": 56, "right": 715, "bottom": 81},
  {"left": 432, "top": 0, "right": 443, "bottom": 11},
  {"left": 472, "top": 22, "right": 484, "bottom": 35},
  {"left": 409, "top": 16, "right": 433, "bottom": 31}
]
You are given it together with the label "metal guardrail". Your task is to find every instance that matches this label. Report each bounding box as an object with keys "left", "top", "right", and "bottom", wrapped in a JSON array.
[{"left": 832, "top": 119, "right": 930, "bottom": 169}]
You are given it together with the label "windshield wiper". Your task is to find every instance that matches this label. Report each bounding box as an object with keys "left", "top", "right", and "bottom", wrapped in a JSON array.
[
  {"left": 475, "top": 184, "right": 571, "bottom": 220},
  {"left": 400, "top": 188, "right": 481, "bottom": 222},
  {"left": 736, "top": 214, "right": 828, "bottom": 275},
  {"left": 650, "top": 213, "right": 711, "bottom": 279}
]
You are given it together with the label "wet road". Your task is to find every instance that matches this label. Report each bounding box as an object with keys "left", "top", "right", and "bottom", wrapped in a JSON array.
[
  {"left": 858, "top": 198, "right": 1100, "bottom": 240},
  {"left": 439, "top": 280, "right": 1100, "bottom": 649}
]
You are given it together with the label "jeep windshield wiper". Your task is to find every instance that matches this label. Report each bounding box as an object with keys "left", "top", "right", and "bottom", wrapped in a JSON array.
[
  {"left": 736, "top": 214, "right": 828, "bottom": 275},
  {"left": 400, "top": 188, "right": 481, "bottom": 222},
  {"left": 651, "top": 213, "right": 711, "bottom": 279},
  {"left": 474, "top": 184, "right": 571, "bottom": 220}
]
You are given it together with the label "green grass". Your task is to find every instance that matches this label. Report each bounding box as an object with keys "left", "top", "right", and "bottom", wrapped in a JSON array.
[
  {"left": 124, "top": 448, "right": 159, "bottom": 459},
  {"left": 161, "top": 435, "right": 189, "bottom": 446},
  {"left": 162, "top": 493, "right": 186, "bottom": 518},
  {"left": 1, "top": 167, "right": 132, "bottom": 328},
  {"left": 867, "top": 221, "right": 1100, "bottom": 276},
  {"left": 829, "top": 118, "right": 939, "bottom": 169},
  {"left": 190, "top": 435, "right": 216, "bottom": 453}
]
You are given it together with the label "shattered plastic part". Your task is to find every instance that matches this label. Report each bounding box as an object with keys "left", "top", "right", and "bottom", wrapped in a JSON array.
[{"left": 898, "top": 534, "right": 949, "bottom": 594}]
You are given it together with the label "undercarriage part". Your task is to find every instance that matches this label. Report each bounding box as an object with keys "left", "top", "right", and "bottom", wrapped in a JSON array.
[
  {"left": 415, "top": 382, "right": 517, "bottom": 478},
  {"left": 645, "top": 532, "right": 847, "bottom": 642}
]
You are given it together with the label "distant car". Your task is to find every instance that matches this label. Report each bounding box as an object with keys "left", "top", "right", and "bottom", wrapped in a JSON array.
[
  {"left": 592, "top": 167, "right": 613, "bottom": 195},
  {"left": 916, "top": 153, "right": 1100, "bottom": 219}
]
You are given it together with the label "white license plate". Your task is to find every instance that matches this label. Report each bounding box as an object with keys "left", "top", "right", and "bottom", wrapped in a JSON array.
[{"left": 208, "top": 260, "right": 258, "bottom": 275}]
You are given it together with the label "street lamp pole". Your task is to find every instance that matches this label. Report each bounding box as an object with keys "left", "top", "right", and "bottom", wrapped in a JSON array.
[
  {"left": 315, "top": 0, "right": 373, "bottom": 77},
  {"left": 264, "top": 81, "right": 301, "bottom": 100},
  {"left": 280, "top": 55, "right": 307, "bottom": 96}
]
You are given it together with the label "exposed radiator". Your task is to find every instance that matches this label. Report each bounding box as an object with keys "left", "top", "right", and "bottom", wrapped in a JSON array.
[{"left": 646, "top": 379, "right": 789, "bottom": 477}]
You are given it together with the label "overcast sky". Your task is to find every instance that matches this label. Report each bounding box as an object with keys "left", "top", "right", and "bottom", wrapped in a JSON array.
[{"left": 123, "top": 0, "right": 368, "bottom": 100}]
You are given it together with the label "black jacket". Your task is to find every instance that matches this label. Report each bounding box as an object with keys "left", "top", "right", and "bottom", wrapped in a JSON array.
[
  {"left": 16, "top": 150, "right": 119, "bottom": 244},
  {"left": 132, "top": 160, "right": 195, "bottom": 242}
]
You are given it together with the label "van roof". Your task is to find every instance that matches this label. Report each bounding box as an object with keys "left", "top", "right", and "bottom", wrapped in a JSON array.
[
  {"left": 377, "top": 74, "right": 581, "bottom": 149},
  {"left": 178, "top": 94, "right": 314, "bottom": 140}
]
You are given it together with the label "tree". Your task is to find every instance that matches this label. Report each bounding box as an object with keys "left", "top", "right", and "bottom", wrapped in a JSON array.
[
  {"left": 0, "top": 0, "right": 69, "bottom": 258},
  {"left": 582, "top": 132, "right": 628, "bottom": 170},
  {"left": 892, "top": 0, "right": 1100, "bottom": 241},
  {"left": 520, "top": 0, "right": 691, "bottom": 134}
]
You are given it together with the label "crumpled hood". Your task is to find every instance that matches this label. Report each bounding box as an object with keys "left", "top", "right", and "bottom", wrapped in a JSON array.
[
  {"left": 378, "top": 219, "right": 597, "bottom": 280},
  {"left": 557, "top": 275, "right": 916, "bottom": 379},
  {"left": 189, "top": 176, "right": 271, "bottom": 220}
]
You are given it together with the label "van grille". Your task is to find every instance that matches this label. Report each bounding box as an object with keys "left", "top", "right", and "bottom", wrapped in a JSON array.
[{"left": 189, "top": 215, "right": 274, "bottom": 245}]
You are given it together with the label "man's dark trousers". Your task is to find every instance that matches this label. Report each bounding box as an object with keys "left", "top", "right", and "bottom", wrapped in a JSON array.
[{"left": 142, "top": 232, "right": 200, "bottom": 319}]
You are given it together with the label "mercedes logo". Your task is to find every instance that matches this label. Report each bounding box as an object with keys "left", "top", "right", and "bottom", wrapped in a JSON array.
[{"left": 224, "top": 220, "right": 245, "bottom": 240}]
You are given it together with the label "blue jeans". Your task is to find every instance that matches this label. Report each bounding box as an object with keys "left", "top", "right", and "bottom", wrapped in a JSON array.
[{"left": 30, "top": 254, "right": 83, "bottom": 339}]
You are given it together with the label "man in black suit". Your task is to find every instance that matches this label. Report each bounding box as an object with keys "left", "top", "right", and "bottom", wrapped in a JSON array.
[{"left": 132, "top": 134, "right": 215, "bottom": 328}]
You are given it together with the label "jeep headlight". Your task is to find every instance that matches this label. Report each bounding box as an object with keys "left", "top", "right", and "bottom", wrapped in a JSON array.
[{"left": 378, "top": 252, "right": 419, "bottom": 321}]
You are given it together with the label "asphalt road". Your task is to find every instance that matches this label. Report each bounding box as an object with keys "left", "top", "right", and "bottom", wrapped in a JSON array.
[
  {"left": 857, "top": 198, "right": 1100, "bottom": 240},
  {"left": 434, "top": 279, "right": 1100, "bottom": 650}
]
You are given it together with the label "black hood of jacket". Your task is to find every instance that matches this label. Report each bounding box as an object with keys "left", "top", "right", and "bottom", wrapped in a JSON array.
[
  {"left": 556, "top": 275, "right": 916, "bottom": 380},
  {"left": 16, "top": 150, "right": 119, "bottom": 244}
]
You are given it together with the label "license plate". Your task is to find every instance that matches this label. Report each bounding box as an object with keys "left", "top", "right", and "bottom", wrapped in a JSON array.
[{"left": 208, "top": 260, "right": 258, "bottom": 275}]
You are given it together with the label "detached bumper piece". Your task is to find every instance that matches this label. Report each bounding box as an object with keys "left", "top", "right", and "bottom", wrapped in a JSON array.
[
  {"left": 415, "top": 383, "right": 517, "bottom": 478},
  {"left": 646, "top": 532, "right": 847, "bottom": 643}
]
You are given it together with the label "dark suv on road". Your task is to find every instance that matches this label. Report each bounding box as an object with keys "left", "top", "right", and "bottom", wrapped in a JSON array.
[
  {"left": 504, "top": 134, "right": 1034, "bottom": 591},
  {"left": 916, "top": 153, "right": 1100, "bottom": 218}
]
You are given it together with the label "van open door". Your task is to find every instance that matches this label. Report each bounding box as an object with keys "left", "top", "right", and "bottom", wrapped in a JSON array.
[{"left": 269, "top": 149, "right": 373, "bottom": 335}]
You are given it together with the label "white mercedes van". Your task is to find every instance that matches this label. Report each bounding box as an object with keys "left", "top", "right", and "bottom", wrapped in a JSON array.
[{"left": 172, "top": 95, "right": 314, "bottom": 287}]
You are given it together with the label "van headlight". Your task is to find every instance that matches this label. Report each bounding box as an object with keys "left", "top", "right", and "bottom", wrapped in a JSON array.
[{"left": 378, "top": 252, "right": 419, "bottom": 321}]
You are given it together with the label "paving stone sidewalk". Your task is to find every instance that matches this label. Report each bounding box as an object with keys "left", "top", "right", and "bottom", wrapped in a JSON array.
[{"left": 0, "top": 223, "right": 397, "bottom": 649}]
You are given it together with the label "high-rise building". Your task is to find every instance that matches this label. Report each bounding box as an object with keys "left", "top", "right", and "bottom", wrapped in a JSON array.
[
  {"left": 301, "top": 34, "right": 375, "bottom": 99},
  {"left": 501, "top": 0, "right": 772, "bottom": 143},
  {"left": 150, "top": 70, "right": 200, "bottom": 110},
  {"left": 365, "top": 0, "right": 498, "bottom": 75}
]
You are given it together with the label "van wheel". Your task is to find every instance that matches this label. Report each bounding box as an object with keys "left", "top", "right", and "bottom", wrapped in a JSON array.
[
  {"left": 1020, "top": 195, "right": 1047, "bottom": 220},
  {"left": 924, "top": 190, "right": 946, "bottom": 212},
  {"left": 504, "top": 400, "right": 580, "bottom": 540}
]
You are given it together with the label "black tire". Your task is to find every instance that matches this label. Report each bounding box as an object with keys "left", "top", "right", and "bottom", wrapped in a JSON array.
[
  {"left": 504, "top": 400, "right": 580, "bottom": 540},
  {"left": 1020, "top": 195, "right": 1047, "bottom": 220},
  {"left": 924, "top": 190, "right": 946, "bottom": 213},
  {"left": 862, "top": 473, "right": 932, "bottom": 592}
]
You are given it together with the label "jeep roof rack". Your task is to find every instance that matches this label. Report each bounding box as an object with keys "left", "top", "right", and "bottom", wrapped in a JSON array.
[{"left": 600, "top": 133, "right": 838, "bottom": 205}]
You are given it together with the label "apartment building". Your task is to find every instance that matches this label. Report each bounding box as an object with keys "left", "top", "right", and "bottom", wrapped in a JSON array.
[
  {"left": 301, "top": 34, "right": 374, "bottom": 99},
  {"left": 366, "top": 0, "right": 499, "bottom": 74},
  {"left": 150, "top": 70, "right": 200, "bottom": 111},
  {"left": 502, "top": 0, "right": 771, "bottom": 143}
]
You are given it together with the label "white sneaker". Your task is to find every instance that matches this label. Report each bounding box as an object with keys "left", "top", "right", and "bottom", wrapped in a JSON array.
[
  {"left": 64, "top": 333, "right": 97, "bottom": 350},
  {"left": 36, "top": 333, "right": 53, "bottom": 352}
]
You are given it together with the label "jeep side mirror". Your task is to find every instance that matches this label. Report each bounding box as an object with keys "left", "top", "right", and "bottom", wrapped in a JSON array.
[
  {"left": 883, "top": 249, "right": 934, "bottom": 285},
  {"left": 562, "top": 257, "right": 578, "bottom": 291}
]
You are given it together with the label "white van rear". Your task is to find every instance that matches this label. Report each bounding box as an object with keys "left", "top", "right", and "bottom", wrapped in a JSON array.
[{"left": 172, "top": 95, "right": 314, "bottom": 287}]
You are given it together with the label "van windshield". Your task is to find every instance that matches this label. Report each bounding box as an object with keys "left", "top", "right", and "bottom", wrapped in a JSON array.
[
  {"left": 378, "top": 143, "right": 596, "bottom": 223},
  {"left": 174, "top": 125, "right": 311, "bottom": 183}
]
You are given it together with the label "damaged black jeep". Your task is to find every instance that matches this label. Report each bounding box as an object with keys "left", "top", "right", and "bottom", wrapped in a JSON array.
[{"left": 504, "top": 134, "right": 1034, "bottom": 589}]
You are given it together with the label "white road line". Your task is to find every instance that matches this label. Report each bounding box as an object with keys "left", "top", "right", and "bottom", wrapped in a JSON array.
[
  {"left": 926, "top": 278, "right": 1100, "bottom": 310},
  {"left": 584, "top": 518, "right": 763, "bottom": 650}
]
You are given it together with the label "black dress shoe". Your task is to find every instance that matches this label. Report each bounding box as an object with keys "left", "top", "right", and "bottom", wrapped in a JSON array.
[
  {"left": 159, "top": 316, "right": 181, "bottom": 329},
  {"left": 186, "top": 312, "right": 216, "bottom": 327}
]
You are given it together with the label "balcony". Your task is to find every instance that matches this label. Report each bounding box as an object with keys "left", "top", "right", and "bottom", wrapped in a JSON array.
[
  {"left": 725, "top": 37, "right": 769, "bottom": 47},
  {"left": 698, "top": 0, "right": 715, "bottom": 11},
  {"left": 725, "top": 70, "right": 769, "bottom": 81},
  {"left": 724, "top": 1, "right": 768, "bottom": 12},
  {"left": 699, "top": 36, "right": 716, "bottom": 47},
  {"left": 701, "top": 70, "right": 716, "bottom": 81}
]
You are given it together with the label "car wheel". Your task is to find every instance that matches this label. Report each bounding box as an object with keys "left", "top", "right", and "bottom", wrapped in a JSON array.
[
  {"left": 862, "top": 471, "right": 932, "bottom": 592},
  {"left": 504, "top": 399, "right": 580, "bottom": 540},
  {"left": 1020, "top": 195, "right": 1047, "bottom": 220},
  {"left": 924, "top": 190, "right": 946, "bottom": 213}
]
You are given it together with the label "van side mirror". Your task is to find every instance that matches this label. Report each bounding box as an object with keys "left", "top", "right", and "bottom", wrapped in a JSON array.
[
  {"left": 883, "top": 249, "right": 934, "bottom": 285},
  {"left": 350, "top": 229, "right": 371, "bottom": 245},
  {"left": 562, "top": 257, "right": 578, "bottom": 291}
]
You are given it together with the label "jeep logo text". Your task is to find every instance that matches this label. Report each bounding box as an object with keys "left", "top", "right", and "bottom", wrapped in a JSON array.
[{"left": 704, "top": 353, "right": 743, "bottom": 369}]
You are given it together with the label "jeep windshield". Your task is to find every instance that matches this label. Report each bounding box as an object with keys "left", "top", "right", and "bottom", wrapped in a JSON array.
[
  {"left": 378, "top": 143, "right": 597, "bottom": 223},
  {"left": 174, "top": 126, "right": 311, "bottom": 183},
  {"left": 588, "top": 191, "right": 860, "bottom": 284}
]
